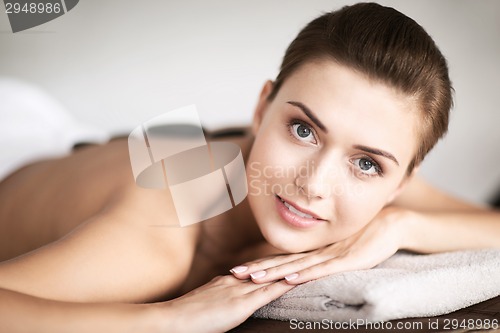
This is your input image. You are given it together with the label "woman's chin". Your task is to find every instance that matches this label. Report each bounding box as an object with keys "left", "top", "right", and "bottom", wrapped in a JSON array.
[
  {"left": 261, "top": 229, "right": 316, "bottom": 254},
  {"left": 270, "top": 242, "right": 308, "bottom": 254}
]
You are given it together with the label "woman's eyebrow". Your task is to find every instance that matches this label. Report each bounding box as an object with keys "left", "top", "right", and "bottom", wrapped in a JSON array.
[
  {"left": 353, "top": 145, "right": 400, "bottom": 166},
  {"left": 287, "top": 101, "right": 328, "bottom": 133},
  {"left": 286, "top": 101, "right": 399, "bottom": 166}
]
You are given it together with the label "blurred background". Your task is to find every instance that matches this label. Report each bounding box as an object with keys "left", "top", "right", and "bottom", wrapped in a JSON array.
[{"left": 0, "top": 0, "right": 499, "bottom": 205}]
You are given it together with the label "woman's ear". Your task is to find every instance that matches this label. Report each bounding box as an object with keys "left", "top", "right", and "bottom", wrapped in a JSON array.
[
  {"left": 252, "top": 80, "right": 274, "bottom": 135},
  {"left": 386, "top": 166, "right": 420, "bottom": 204}
]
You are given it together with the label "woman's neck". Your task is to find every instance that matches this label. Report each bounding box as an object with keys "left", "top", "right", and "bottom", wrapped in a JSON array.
[{"left": 197, "top": 130, "right": 266, "bottom": 265}]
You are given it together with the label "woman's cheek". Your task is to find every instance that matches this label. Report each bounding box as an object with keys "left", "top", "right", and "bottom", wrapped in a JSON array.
[{"left": 338, "top": 184, "right": 387, "bottom": 229}]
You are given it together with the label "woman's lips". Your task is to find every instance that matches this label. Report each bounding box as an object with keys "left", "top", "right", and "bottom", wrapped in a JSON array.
[{"left": 275, "top": 195, "right": 326, "bottom": 229}]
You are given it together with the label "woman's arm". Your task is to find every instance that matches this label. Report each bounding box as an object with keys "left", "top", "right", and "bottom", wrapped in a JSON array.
[
  {"left": 393, "top": 176, "right": 500, "bottom": 252},
  {"left": 0, "top": 287, "right": 159, "bottom": 333},
  {"left": 230, "top": 176, "right": 500, "bottom": 284},
  {"left": 0, "top": 276, "right": 294, "bottom": 333},
  {"left": 391, "top": 174, "right": 492, "bottom": 213},
  {"left": 401, "top": 209, "right": 500, "bottom": 252},
  {"left": 0, "top": 186, "right": 197, "bottom": 303},
  {"left": 0, "top": 184, "right": 188, "bottom": 331},
  {"left": 0, "top": 184, "right": 294, "bottom": 332}
]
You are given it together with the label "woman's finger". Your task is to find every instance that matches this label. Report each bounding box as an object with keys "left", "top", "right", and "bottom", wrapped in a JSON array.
[
  {"left": 243, "top": 252, "right": 333, "bottom": 284},
  {"left": 283, "top": 254, "right": 383, "bottom": 285},
  {"left": 284, "top": 258, "right": 352, "bottom": 284},
  {"left": 229, "top": 252, "right": 309, "bottom": 279}
]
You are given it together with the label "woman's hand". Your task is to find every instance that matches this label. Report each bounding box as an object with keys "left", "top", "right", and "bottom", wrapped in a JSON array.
[
  {"left": 229, "top": 206, "right": 410, "bottom": 285},
  {"left": 158, "top": 275, "right": 295, "bottom": 333}
]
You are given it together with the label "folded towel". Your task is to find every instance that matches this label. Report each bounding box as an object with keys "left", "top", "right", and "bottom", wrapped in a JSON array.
[
  {"left": 0, "top": 78, "right": 110, "bottom": 182},
  {"left": 253, "top": 249, "right": 500, "bottom": 322}
]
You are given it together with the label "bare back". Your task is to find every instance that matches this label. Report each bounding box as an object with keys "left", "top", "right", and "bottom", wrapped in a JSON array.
[
  {"left": 0, "top": 129, "right": 268, "bottom": 304},
  {"left": 0, "top": 138, "right": 144, "bottom": 260}
]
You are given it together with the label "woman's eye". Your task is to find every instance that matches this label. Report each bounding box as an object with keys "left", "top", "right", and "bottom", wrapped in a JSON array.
[
  {"left": 290, "top": 122, "right": 316, "bottom": 143},
  {"left": 353, "top": 157, "right": 382, "bottom": 176}
]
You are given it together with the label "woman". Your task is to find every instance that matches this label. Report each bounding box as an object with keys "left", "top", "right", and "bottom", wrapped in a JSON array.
[{"left": 0, "top": 3, "right": 499, "bottom": 332}]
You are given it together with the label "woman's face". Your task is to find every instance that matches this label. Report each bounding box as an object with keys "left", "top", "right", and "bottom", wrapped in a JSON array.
[{"left": 246, "top": 60, "right": 420, "bottom": 253}]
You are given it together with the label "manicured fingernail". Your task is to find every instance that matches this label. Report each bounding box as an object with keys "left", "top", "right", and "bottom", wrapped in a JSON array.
[
  {"left": 250, "top": 270, "right": 267, "bottom": 279},
  {"left": 230, "top": 266, "right": 248, "bottom": 274},
  {"left": 285, "top": 273, "right": 299, "bottom": 281}
]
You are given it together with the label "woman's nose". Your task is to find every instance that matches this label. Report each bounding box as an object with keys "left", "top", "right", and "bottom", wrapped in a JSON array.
[{"left": 295, "top": 159, "right": 339, "bottom": 199}]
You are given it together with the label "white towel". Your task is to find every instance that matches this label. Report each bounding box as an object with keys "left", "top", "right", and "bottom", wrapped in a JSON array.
[
  {"left": 253, "top": 249, "right": 500, "bottom": 322},
  {"left": 0, "top": 78, "right": 109, "bottom": 181}
]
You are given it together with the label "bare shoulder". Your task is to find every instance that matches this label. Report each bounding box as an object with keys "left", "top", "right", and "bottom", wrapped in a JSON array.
[
  {"left": 0, "top": 176, "right": 200, "bottom": 304},
  {"left": 0, "top": 138, "right": 201, "bottom": 302},
  {"left": 0, "top": 129, "right": 254, "bottom": 302},
  {"left": 392, "top": 174, "right": 486, "bottom": 212}
]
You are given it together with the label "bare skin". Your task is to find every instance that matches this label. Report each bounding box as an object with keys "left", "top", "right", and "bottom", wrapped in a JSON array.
[
  {"left": 0, "top": 132, "right": 498, "bottom": 332},
  {"left": 0, "top": 132, "right": 298, "bottom": 333},
  {"left": 0, "top": 133, "right": 269, "bottom": 298},
  {"left": 0, "top": 64, "right": 498, "bottom": 332}
]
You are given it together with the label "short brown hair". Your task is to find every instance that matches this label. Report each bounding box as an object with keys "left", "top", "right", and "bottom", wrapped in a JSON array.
[{"left": 268, "top": 2, "right": 453, "bottom": 174}]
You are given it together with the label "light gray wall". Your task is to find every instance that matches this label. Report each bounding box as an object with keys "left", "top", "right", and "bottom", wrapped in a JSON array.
[{"left": 1, "top": 0, "right": 499, "bottom": 204}]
